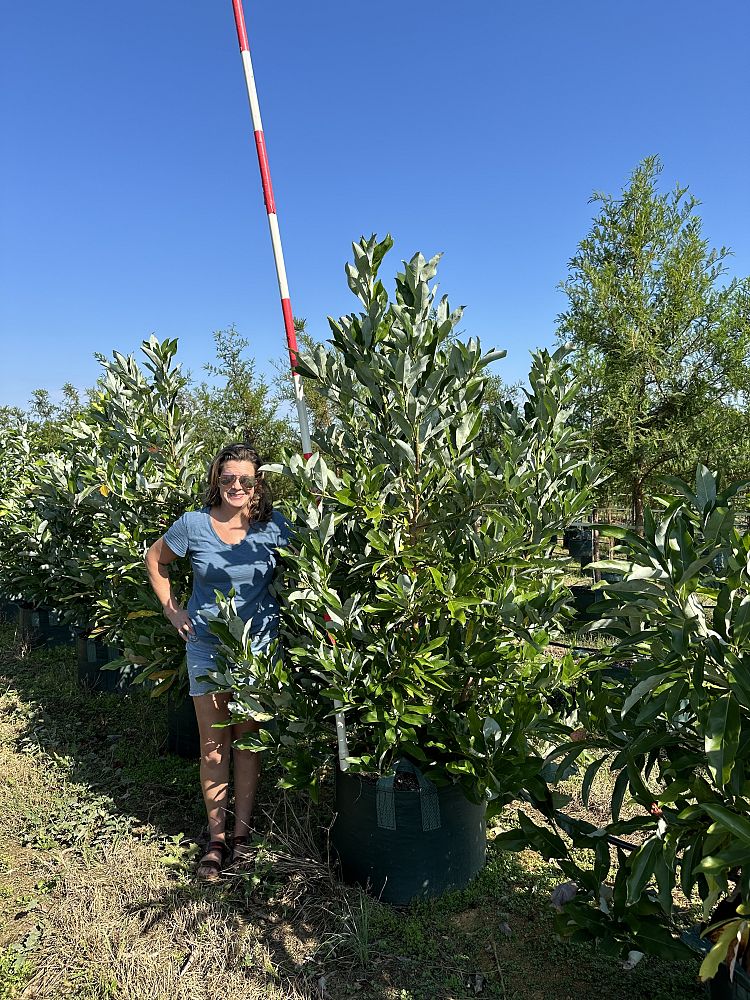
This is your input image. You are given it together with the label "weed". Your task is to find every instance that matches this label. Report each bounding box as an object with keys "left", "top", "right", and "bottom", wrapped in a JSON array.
[
  {"left": 160, "top": 832, "right": 199, "bottom": 870},
  {"left": 316, "top": 891, "right": 375, "bottom": 967},
  {"left": 0, "top": 945, "right": 32, "bottom": 1000},
  {"left": 21, "top": 786, "right": 135, "bottom": 852}
]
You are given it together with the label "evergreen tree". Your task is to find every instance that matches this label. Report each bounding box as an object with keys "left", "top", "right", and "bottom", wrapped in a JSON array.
[{"left": 558, "top": 156, "right": 750, "bottom": 526}]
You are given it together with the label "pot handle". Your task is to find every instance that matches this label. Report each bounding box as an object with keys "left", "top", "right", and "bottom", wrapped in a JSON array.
[{"left": 376, "top": 759, "right": 441, "bottom": 832}]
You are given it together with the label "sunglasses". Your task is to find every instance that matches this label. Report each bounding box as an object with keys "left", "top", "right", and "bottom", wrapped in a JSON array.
[{"left": 218, "top": 474, "right": 257, "bottom": 490}]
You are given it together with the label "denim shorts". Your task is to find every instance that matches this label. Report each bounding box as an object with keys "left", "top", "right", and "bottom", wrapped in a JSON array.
[{"left": 185, "top": 637, "right": 230, "bottom": 698}]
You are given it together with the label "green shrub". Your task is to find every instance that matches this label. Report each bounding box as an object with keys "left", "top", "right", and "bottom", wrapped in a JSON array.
[
  {"left": 208, "top": 236, "right": 600, "bottom": 805},
  {"left": 499, "top": 466, "right": 750, "bottom": 977}
]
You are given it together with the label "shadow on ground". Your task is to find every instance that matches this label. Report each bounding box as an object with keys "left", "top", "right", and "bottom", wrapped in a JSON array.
[{"left": 0, "top": 622, "right": 207, "bottom": 843}]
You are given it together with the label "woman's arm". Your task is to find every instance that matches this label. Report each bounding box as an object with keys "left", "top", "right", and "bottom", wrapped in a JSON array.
[{"left": 144, "top": 537, "right": 195, "bottom": 640}]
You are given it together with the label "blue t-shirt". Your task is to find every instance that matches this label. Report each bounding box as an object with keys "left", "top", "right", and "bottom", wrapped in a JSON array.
[{"left": 163, "top": 507, "right": 291, "bottom": 648}]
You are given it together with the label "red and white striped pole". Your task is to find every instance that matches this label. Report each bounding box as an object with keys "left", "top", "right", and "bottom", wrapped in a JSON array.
[
  {"left": 228, "top": 0, "right": 349, "bottom": 769},
  {"left": 229, "top": 0, "right": 312, "bottom": 458}
]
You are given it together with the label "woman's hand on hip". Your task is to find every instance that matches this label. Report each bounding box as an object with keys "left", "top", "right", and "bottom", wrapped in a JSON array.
[{"left": 164, "top": 607, "right": 195, "bottom": 642}]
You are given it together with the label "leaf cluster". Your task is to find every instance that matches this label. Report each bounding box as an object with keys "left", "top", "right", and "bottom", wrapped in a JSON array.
[
  {"left": 498, "top": 465, "right": 750, "bottom": 977},
  {"left": 0, "top": 338, "right": 207, "bottom": 695}
]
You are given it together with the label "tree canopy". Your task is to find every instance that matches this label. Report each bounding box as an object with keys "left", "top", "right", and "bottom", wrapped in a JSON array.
[{"left": 558, "top": 156, "right": 750, "bottom": 525}]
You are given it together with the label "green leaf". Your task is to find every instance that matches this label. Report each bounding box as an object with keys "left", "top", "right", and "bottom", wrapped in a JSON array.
[
  {"left": 626, "top": 836, "right": 661, "bottom": 905},
  {"left": 517, "top": 811, "right": 568, "bottom": 861},
  {"left": 611, "top": 768, "right": 629, "bottom": 823},
  {"left": 581, "top": 756, "right": 608, "bottom": 808},
  {"left": 699, "top": 920, "right": 741, "bottom": 982},
  {"left": 705, "top": 694, "right": 741, "bottom": 787},
  {"left": 694, "top": 847, "right": 750, "bottom": 874},
  {"left": 656, "top": 779, "right": 689, "bottom": 805},
  {"left": 680, "top": 834, "right": 703, "bottom": 897},
  {"left": 492, "top": 828, "right": 527, "bottom": 852},
  {"left": 695, "top": 465, "right": 717, "bottom": 511},
  {"left": 628, "top": 918, "right": 696, "bottom": 963},
  {"left": 675, "top": 553, "right": 724, "bottom": 587},
  {"left": 622, "top": 673, "right": 671, "bottom": 717},
  {"left": 656, "top": 476, "right": 696, "bottom": 505},
  {"left": 701, "top": 803, "right": 750, "bottom": 847}
]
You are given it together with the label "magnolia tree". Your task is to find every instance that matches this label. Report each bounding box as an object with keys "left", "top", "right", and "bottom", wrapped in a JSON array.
[
  {"left": 209, "top": 236, "right": 601, "bottom": 805},
  {"left": 0, "top": 415, "right": 33, "bottom": 602},
  {"left": 498, "top": 467, "right": 750, "bottom": 979},
  {"left": 0, "top": 338, "right": 206, "bottom": 692},
  {"left": 79, "top": 338, "right": 207, "bottom": 691}
]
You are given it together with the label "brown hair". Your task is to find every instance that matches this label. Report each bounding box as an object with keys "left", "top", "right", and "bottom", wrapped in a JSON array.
[{"left": 203, "top": 443, "right": 273, "bottom": 522}]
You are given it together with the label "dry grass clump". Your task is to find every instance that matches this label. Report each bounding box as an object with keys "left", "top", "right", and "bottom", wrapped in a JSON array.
[
  {"left": 0, "top": 659, "right": 355, "bottom": 998},
  {"left": 24, "top": 839, "right": 312, "bottom": 1000},
  {"left": 0, "top": 649, "right": 323, "bottom": 1000}
]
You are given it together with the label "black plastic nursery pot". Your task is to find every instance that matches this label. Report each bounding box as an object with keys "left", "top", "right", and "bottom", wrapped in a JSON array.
[
  {"left": 76, "top": 636, "right": 133, "bottom": 694},
  {"left": 707, "top": 964, "right": 750, "bottom": 1000},
  {"left": 562, "top": 526, "right": 577, "bottom": 552},
  {"left": 564, "top": 525, "right": 593, "bottom": 562},
  {"left": 0, "top": 600, "right": 18, "bottom": 624},
  {"left": 578, "top": 548, "right": 594, "bottom": 570},
  {"left": 568, "top": 585, "right": 602, "bottom": 628},
  {"left": 332, "top": 761, "right": 487, "bottom": 906},
  {"left": 18, "top": 605, "right": 72, "bottom": 648},
  {"left": 167, "top": 694, "right": 201, "bottom": 759},
  {"left": 713, "top": 965, "right": 750, "bottom": 1000},
  {"left": 568, "top": 585, "right": 622, "bottom": 643}
]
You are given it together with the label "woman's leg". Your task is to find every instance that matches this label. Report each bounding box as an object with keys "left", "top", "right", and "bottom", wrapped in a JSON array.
[
  {"left": 193, "top": 691, "right": 232, "bottom": 868},
  {"left": 231, "top": 718, "right": 261, "bottom": 843}
]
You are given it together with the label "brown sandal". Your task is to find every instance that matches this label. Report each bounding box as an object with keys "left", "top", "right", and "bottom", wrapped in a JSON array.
[{"left": 196, "top": 839, "right": 228, "bottom": 882}]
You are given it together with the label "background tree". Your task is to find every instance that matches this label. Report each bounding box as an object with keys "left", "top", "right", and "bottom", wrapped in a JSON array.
[
  {"left": 26, "top": 383, "right": 87, "bottom": 451},
  {"left": 558, "top": 156, "right": 750, "bottom": 527},
  {"left": 191, "top": 325, "right": 296, "bottom": 464},
  {"left": 272, "top": 318, "right": 340, "bottom": 437}
]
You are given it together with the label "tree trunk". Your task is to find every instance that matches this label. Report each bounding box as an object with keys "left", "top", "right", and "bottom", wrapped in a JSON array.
[
  {"left": 591, "top": 507, "right": 600, "bottom": 583},
  {"left": 632, "top": 481, "right": 644, "bottom": 534}
]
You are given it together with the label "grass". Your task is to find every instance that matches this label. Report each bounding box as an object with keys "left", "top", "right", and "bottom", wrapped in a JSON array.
[{"left": 0, "top": 623, "right": 706, "bottom": 1000}]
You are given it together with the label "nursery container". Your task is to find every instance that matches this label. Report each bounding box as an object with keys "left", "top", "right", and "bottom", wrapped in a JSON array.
[
  {"left": 0, "top": 600, "right": 17, "bottom": 624},
  {"left": 76, "top": 636, "right": 133, "bottom": 694},
  {"left": 569, "top": 585, "right": 599, "bottom": 622},
  {"left": 167, "top": 694, "right": 201, "bottom": 759},
  {"left": 564, "top": 525, "right": 593, "bottom": 562},
  {"left": 708, "top": 964, "right": 750, "bottom": 1000},
  {"left": 578, "top": 535, "right": 594, "bottom": 567},
  {"left": 332, "top": 760, "right": 486, "bottom": 905},
  {"left": 18, "top": 605, "right": 72, "bottom": 647},
  {"left": 568, "top": 585, "right": 621, "bottom": 639}
]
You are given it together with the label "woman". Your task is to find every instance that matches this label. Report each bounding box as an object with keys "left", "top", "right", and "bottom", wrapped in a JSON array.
[{"left": 145, "top": 443, "right": 290, "bottom": 881}]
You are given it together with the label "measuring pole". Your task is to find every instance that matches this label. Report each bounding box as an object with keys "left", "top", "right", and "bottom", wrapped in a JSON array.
[
  {"left": 229, "top": 0, "right": 311, "bottom": 457},
  {"left": 228, "top": 0, "right": 349, "bottom": 769}
]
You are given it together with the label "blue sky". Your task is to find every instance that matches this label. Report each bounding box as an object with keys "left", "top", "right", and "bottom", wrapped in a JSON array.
[{"left": 2, "top": 1, "right": 749, "bottom": 410}]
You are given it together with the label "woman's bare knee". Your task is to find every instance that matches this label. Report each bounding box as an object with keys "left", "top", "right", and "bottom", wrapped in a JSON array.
[{"left": 201, "top": 736, "right": 230, "bottom": 766}]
